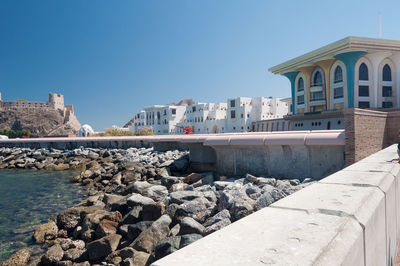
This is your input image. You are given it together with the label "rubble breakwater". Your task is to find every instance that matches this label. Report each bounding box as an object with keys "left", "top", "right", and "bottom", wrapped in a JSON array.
[{"left": 0, "top": 146, "right": 315, "bottom": 266}]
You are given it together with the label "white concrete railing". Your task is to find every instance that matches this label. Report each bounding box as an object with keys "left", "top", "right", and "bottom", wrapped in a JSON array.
[{"left": 152, "top": 144, "right": 400, "bottom": 266}]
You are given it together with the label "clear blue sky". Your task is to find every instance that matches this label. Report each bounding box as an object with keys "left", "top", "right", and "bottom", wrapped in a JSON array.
[{"left": 1, "top": 0, "right": 399, "bottom": 130}]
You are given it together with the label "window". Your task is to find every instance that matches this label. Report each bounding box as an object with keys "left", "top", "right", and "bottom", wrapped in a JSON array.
[
  {"left": 241, "top": 126, "right": 244, "bottom": 130},
  {"left": 241, "top": 113, "right": 244, "bottom": 118},
  {"left": 383, "top": 101, "right": 393, "bottom": 108},
  {"left": 297, "top": 95, "right": 304, "bottom": 105},
  {"left": 359, "top": 101, "right": 370, "bottom": 108},
  {"left": 247, "top": 114, "right": 249, "bottom": 118},
  {"left": 383, "top": 86, "right": 392, "bottom": 97},
  {"left": 231, "top": 110, "right": 236, "bottom": 119},
  {"left": 334, "top": 66, "right": 343, "bottom": 83},
  {"left": 230, "top": 100, "right": 235, "bottom": 107},
  {"left": 171, "top": 109, "right": 176, "bottom": 115},
  {"left": 192, "top": 106, "right": 196, "bottom": 112},
  {"left": 359, "top": 63, "right": 369, "bottom": 80},
  {"left": 261, "top": 124, "right": 264, "bottom": 131},
  {"left": 163, "top": 110, "right": 167, "bottom": 115},
  {"left": 201, "top": 117, "right": 203, "bottom": 122},
  {"left": 383, "top": 64, "right": 392, "bottom": 81},
  {"left": 298, "top": 77, "right": 304, "bottom": 91},
  {"left": 311, "top": 91, "right": 324, "bottom": 101},
  {"left": 313, "top": 71, "right": 322, "bottom": 86},
  {"left": 233, "top": 127, "right": 236, "bottom": 130},
  {"left": 359, "top": 86, "right": 369, "bottom": 97},
  {"left": 334, "top": 87, "right": 344, "bottom": 99}
]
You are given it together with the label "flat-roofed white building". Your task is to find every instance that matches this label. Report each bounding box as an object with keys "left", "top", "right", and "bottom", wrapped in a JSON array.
[
  {"left": 176, "top": 102, "right": 227, "bottom": 134},
  {"left": 226, "top": 97, "right": 289, "bottom": 133},
  {"left": 143, "top": 105, "right": 186, "bottom": 135}
]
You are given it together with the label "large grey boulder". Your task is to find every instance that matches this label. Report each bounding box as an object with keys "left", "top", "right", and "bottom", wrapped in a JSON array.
[
  {"left": 179, "top": 234, "right": 203, "bottom": 248},
  {"left": 255, "top": 190, "right": 276, "bottom": 210},
  {"left": 86, "top": 234, "right": 122, "bottom": 261},
  {"left": 127, "top": 193, "right": 155, "bottom": 207},
  {"left": 131, "top": 215, "right": 172, "bottom": 254},
  {"left": 179, "top": 217, "right": 205, "bottom": 235},
  {"left": 219, "top": 185, "right": 255, "bottom": 221},
  {"left": 204, "top": 218, "right": 231, "bottom": 235},
  {"left": 169, "top": 190, "right": 204, "bottom": 205},
  {"left": 154, "top": 236, "right": 181, "bottom": 260},
  {"left": 204, "top": 209, "right": 231, "bottom": 227},
  {"left": 127, "top": 221, "right": 153, "bottom": 242},
  {"left": 41, "top": 244, "right": 64, "bottom": 265},
  {"left": 174, "top": 199, "right": 212, "bottom": 224},
  {"left": 121, "top": 206, "right": 143, "bottom": 225}
]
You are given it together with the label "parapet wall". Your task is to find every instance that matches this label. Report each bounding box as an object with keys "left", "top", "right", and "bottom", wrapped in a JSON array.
[{"left": 153, "top": 144, "right": 400, "bottom": 266}]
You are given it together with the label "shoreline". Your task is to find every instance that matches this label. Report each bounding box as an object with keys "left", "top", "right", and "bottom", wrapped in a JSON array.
[{"left": 0, "top": 146, "right": 315, "bottom": 266}]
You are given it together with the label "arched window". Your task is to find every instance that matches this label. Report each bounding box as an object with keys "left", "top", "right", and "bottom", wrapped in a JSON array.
[
  {"left": 383, "top": 64, "right": 392, "bottom": 81},
  {"left": 313, "top": 71, "right": 322, "bottom": 85},
  {"left": 297, "top": 77, "right": 304, "bottom": 91},
  {"left": 334, "top": 66, "right": 343, "bottom": 83},
  {"left": 359, "top": 63, "right": 369, "bottom": 80}
]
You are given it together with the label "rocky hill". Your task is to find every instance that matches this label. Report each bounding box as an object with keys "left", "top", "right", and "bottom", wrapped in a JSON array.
[{"left": 0, "top": 108, "right": 81, "bottom": 137}]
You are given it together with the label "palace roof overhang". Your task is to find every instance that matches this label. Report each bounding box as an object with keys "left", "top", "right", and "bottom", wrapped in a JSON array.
[{"left": 269, "top": 36, "right": 400, "bottom": 75}]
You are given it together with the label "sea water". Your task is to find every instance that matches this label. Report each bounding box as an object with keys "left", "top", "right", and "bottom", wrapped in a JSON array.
[{"left": 0, "top": 169, "right": 86, "bottom": 262}]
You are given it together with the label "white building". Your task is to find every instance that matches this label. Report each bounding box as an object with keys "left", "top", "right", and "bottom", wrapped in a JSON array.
[
  {"left": 130, "top": 110, "right": 146, "bottom": 133},
  {"left": 226, "top": 97, "right": 289, "bottom": 133},
  {"left": 176, "top": 102, "right": 228, "bottom": 134},
  {"left": 140, "top": 105, "right": 186, "bottom": 135}
]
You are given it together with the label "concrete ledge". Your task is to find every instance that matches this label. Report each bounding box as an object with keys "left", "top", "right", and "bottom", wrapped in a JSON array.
[{"left": 153, "top": 144, "right": 400, "bottom": 266}]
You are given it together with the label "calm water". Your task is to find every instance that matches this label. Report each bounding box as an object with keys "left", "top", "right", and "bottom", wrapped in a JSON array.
[{"left": 0, "top": 169, "right": 86, "bottom": 262}]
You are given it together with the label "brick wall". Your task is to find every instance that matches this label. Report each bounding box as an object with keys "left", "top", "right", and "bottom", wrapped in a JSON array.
[{"left": 344, "top": 108, "right": 400, "bottom": 166}]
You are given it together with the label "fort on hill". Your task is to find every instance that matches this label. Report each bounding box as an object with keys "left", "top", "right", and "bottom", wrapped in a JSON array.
[{"left": 0, "top": 92, "right": 81, "bottom": 137}]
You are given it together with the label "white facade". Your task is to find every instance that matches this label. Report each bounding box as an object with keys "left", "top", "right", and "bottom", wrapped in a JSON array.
[
  {"left": 176, "top": 102, "right": 228, "bottom": 134},
  {"left": 129, "top": 97, "right": 289, "bottom": 135},
  {"left": 226, "top": 97, "right": 289, "bottom": 133}
]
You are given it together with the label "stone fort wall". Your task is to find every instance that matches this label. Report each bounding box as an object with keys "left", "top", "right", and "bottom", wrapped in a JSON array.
[{"left": 0, "top": 93, "right": 73, "bottom": 114}]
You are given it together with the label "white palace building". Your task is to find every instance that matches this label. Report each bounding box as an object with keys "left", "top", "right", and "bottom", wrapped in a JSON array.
[{"left": 251, "top": 36, "right": 400, "bottom": 132}]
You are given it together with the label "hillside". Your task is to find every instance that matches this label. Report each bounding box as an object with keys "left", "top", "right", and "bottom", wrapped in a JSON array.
[{"left": 0, "top": 108, "right": 81, "bottom": 137}]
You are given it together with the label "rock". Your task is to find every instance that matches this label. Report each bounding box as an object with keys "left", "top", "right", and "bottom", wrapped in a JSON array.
[
  {"left": 121, "top": 206, "right": 143, "bottom": 225},
  {"left": 192, "top": 173, "right": 214, "bottom": 188},
  {"left": 142, "top": 202, "right": 165, "bottom": 221},
  {"left": 179, "top": 217, "right": 205, "bottom": 235},
  {"left": 33, "top": 220, "right": 58, "bottom": 243},
  {"left": 57, "top": 207, "right": 82, "bottom": 231},
  {"left": 255, "top": 190, "right": 276, "bottom": 210},
  {"left": 127, "top": 193, "right": 155, "bottom": 207},
  {"left": 63, "top": 248, "right": 85, "bottom": 261},
  {"left": 204, "top": 218, "right": 231, "bottom": 235},
  {"left": 131, "top": 215, "right": 171, "bottom": 253},
  {"left": 0, "top": 248, "right": 30, "bottom": 266},
  {"left": 219, "top": 185, "right": 255, "bottom": 221},
  {"left": 122, "top": 171, "right": 142, "bottom": 184},
  {"left": 204, "top": 209, "right": 231, "bottom": 227},
  {"left": 145, "top": 185, "right": 168, "bottom": 201},
  {"left": 95, "top": 219, "right": 118, "bottom": 238},
  {"left": 168, "top": 224, "right": 180, "bottom": 237},
  {"left": 171, "top": 158, "right": 188, "bottom": 172},
  {"left": 169, "top": 191, "right": 204, "bottom": 205},
  {"left": 214, "top": 179, "right": 235, "bottom": 190},
  {"left": 127, "top": 221, "right": 153, "bottom": 242},
  {"left": 118, "top": 247, "right": 135, "bottom": 260},
  {"left": 130, "top": 181, "right": 152, "bottom": 195},
  {"left": 130, "top": 250, "right": 151, "bottom": 266},
  {"left": 289, "top": 179, "right": 301, "bottom": 186},
  {"left": 103, "top": 193, "right": 125, "bottom": 205},
  {"left": 165, "top": 203, "right": 179, "bottom": 219},
  {"left": 86, "top": 234, "right": 122, "bottom": 261},
  {"left": 54, "top": 163, "right": 70, "bottom": 171},
  {"left": 161, "top": 176, "right": 180, "bottom": 189},
  {"left": 245, "top": 185, "right": 262, "bottom": 200},
  {"left": 257, "top": 177, "right": 276, "bottom": 187},
  {"left": 179, "top": 234, "right": 203, "bottom": 248},
  {"left": 174, "top": 199, "right": 211, "bottom": 224},
  {"left": 42, "top": 244, "right": 64, "bottom": 265},
  {"left": 169, "top": 183, "right": 188, "bottom": 192},
  {"left": 154, "top": 236, "right": 181, "bottom": 260},
  {"left": 245, "top": 173, "right": 258, "bottom": 184},
  {"left": 182, "top": 173, "right": 204, "bottom": 184}
]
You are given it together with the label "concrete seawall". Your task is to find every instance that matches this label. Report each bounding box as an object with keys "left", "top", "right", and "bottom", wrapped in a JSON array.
[
  {"left": 0, "top": 130, "right": 345, "bottom": 179},
  {"left": 152, "top": 144, "right": 400, "bottom": 266}
]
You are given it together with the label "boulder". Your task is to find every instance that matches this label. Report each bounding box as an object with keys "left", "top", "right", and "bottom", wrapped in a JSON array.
[
  {"left": 182, "top": 173, "right": 204, "bottom": 184},
  {"left": 127, "top": 221, "right": 153, "bottom": 242},
  {"left": 95, "top": 219, "right": 118, "bottom": 238},
  {"left": 142, "top": 202, "right": 165, "bottom": 221},
  {"left": 42, "top": 244, "right": 64, "bottom": 265},
  {"left": 121, "top": 206, "right": 143, "bottom": 225},
  {"left": 204, "top": 218, "right": 231, "bottom": 235},
  {"left": 127, "top": 193, "right": 155, "bottom": 207},
  {"left": 54, "top": 163, "right": 70, "bottom": 171},
  {"left": 63, "top": 248, "right": 86, "bottom": 261},
  {"left": 33, "top": 220, "right": 58, "bottom": 243},
  {"left": 57, "top": 207, "right": 82, "bottom": 231},
  {"left": 0, "top": 249, "right": 30, "bottom": 266},
  {"left": 174, "top": 199, "right": 211, "bottom": 224},
  {"left": 178, "top": 217, "right": 205, "bottom": 235},
  {"left": 169, "top": 183, "right": 188, "bottom": 192},
  {"left": 169, "top": 191, "right": 204, "bottom": 205},
  {"left": 191, "top": 172, "right": 214, "bottom": 187},
  {"left": 86, "top": 234, "right": 122, "bottom": 261},
  {"left": 179, "top": 234, "right": 203, "bottom": 248},
  {"left": 154, "top": 236, "right": 181, "bottom": 260},
  {"left": 255, "top": 190, "right": 276, "bottom": 210},
  {"left": 145, "top": 185, "right": 168, "bottom": 201},
  {"left": 161, "top": 176, "right": 180, "bottom": 189},
  {"left": 219, "top": 185, "right": 255, "bottom": 221},
  {"left": 131, "top": 215, "right": 171, "bottom": 253},
  {"left": 204, "top": 209, "right": 231, "bottom": 227}
]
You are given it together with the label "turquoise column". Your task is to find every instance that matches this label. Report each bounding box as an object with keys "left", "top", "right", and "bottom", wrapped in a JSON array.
[
  {"left": 283, "top": 71, "right": 299, "bottom": 114},
  {"left": 334, "top": 51, "right": 367, "bottom": 108}
]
